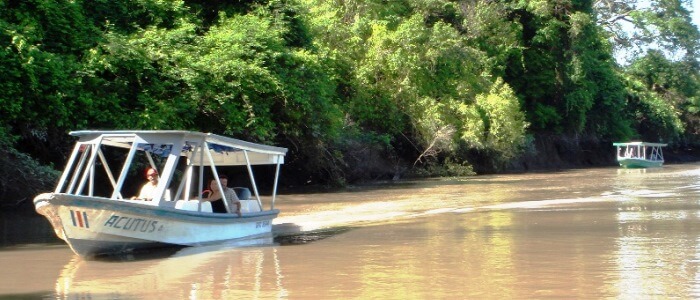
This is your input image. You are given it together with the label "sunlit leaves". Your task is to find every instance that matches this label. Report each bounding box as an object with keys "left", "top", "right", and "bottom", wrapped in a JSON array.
[
  {"left": 623, "top": 50, "right": 695, "bottom": 141},
  {"left": 0, "top": 0, "right": 92, "bottom": 133},
  {"left": 358, "top": 15, "right": 487, "bottom": 150},
  {"left": 304, "top": 3, "right": 529, "bottom": 168},
  {"left": 475, "top": 78, "right": 529, "bottom": 159},
  {"left": 192, "top": 13, "right": 284, "bottom": 137},
  {"left": 460, "top": 1, "right": 522, "bottom": 77}
]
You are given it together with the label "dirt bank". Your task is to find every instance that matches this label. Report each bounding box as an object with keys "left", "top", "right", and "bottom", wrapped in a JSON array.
[{"left": 499, "top": 135, "right": 700, "bottom": 173}]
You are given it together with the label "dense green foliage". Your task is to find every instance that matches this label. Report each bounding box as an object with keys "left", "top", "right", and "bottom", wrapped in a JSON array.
[{"left": 0, "top": 0, "right": 699, "bottom": 196}]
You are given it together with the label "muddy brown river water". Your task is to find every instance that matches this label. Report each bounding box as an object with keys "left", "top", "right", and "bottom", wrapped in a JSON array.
[{"left": 3, "top": 163, "right": 700, "bottom": 299}]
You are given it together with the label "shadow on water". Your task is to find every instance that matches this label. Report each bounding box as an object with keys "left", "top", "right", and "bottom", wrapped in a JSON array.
[
  {"left": 274, "top": 225, "right": 352, "bottom": 246},
  {"left": 86, "top": 245, "right": 188, "bottom": 262},
  {"left": 90, "top": 234, "right": 279, "bottom": 262},
  {"left": 0, "top": 292, "right": 52, "bottom": 300},
  {"left": 91, "top": 225, "right": 353, "bottom": 262},
  {"left": 74, "top": 223, "right": 352, "bottom": 263}
]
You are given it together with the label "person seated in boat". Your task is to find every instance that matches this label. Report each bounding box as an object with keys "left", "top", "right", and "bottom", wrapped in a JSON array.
[
  {"left": 131, "top": 168, "right": 161, "bottom": 201},
  {"left": 201, "top": 174, "right": 241, "bottom": 216}
]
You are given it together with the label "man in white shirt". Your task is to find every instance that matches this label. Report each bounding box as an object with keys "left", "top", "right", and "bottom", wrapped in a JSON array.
[{"left": 133, "top": 168, "right": 160, "bottom": 201}]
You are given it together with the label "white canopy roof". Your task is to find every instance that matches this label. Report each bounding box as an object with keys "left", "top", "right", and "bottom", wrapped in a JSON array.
[
  {"left": 70, "top": 130, "right": 287, "bottom": 166},
  {"left": 613, "top": 142, "right": 667, "bottom": 147}
]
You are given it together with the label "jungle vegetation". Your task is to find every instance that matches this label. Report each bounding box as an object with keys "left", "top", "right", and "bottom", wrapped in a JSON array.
[{"left": 1, "top": 0, "right": 699, "bottom": 205}]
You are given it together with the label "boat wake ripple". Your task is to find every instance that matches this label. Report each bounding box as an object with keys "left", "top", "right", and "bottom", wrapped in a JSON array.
[{"left": 273, "top": 184, "right": 699, "bottom": 243}]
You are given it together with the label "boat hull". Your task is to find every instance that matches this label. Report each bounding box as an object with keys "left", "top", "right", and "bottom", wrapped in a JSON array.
[
  {"left": 617, "top": 158, "right": 664, "bottom": 168},
  {"left": 34, "top": 193, "right": 278, "bottom": 258}
]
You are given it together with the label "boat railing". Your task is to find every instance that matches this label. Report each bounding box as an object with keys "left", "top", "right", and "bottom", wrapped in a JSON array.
[
  {"left": 614, "top": 142, "right": 666, "bottom": 162},
  {"left": 55, "top": 131, "right": 286, "bottom": 214}
]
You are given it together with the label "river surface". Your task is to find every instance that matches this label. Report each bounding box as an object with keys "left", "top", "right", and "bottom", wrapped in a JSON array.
[{"left": 3, "top": 163, "right": 700, "bottom": 299}]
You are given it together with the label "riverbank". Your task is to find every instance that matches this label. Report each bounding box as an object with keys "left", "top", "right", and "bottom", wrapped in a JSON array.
[
  {"left": 499, "top": 135, "right": 700, "bottom": 173},
  {"left": 3, "top": 134, "right": 700, "bottom": 212}
]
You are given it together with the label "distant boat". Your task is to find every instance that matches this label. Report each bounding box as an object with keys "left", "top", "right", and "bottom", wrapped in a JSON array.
[
  {"left": 33, "top": 130, "right": 287, "bottom": 258},
  {"left": 613, "top": 142, "right": 667, "bottom": 168}
]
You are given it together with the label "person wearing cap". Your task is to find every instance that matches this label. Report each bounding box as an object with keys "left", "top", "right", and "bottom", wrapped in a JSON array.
[
  {"left": 132, "top": 168, "right": 160, "bottom": 201},
  {"left": 202, "top": 174, "right": 241, "bottom": 216}
]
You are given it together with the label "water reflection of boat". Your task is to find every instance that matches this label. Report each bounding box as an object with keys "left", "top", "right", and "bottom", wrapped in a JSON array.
[
  {"left": 613, "top": 142, "right": 667, "bottom": 168},
  {"left": 54, "top": 236, "right": 286, "bottom": 298},
  {"left": 33, "top": 130, "right": 287, "bottom": 258}
]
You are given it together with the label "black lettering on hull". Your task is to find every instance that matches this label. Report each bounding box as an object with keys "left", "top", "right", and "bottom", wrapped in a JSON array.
[{"left": 103, "top": 215, "right": 162, "bottom": 233}]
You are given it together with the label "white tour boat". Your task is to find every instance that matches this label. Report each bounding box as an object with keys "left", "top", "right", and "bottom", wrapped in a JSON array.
[
  {"left": 613, "top": 142, "right": 667, "bottom": 168},
  {"left": 34, "top": 130, "right": 287, "bottom": 258}
]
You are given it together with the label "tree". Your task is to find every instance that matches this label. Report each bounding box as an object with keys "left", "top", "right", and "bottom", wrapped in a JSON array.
[
  {"left": 624, "top": 50, "right": 691, "bottom": 142},
  {"left": 489, "top": 0, "right": 632, "bottom": 140},
  {"left": 594, "top": 0, "right": 700, "bottom": 142},
  {"left": 593, "top": 0, "right": 700, "bottom": 64},
  {"left": 302, "top": 0, "right": 529, "bottom": 173}
]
